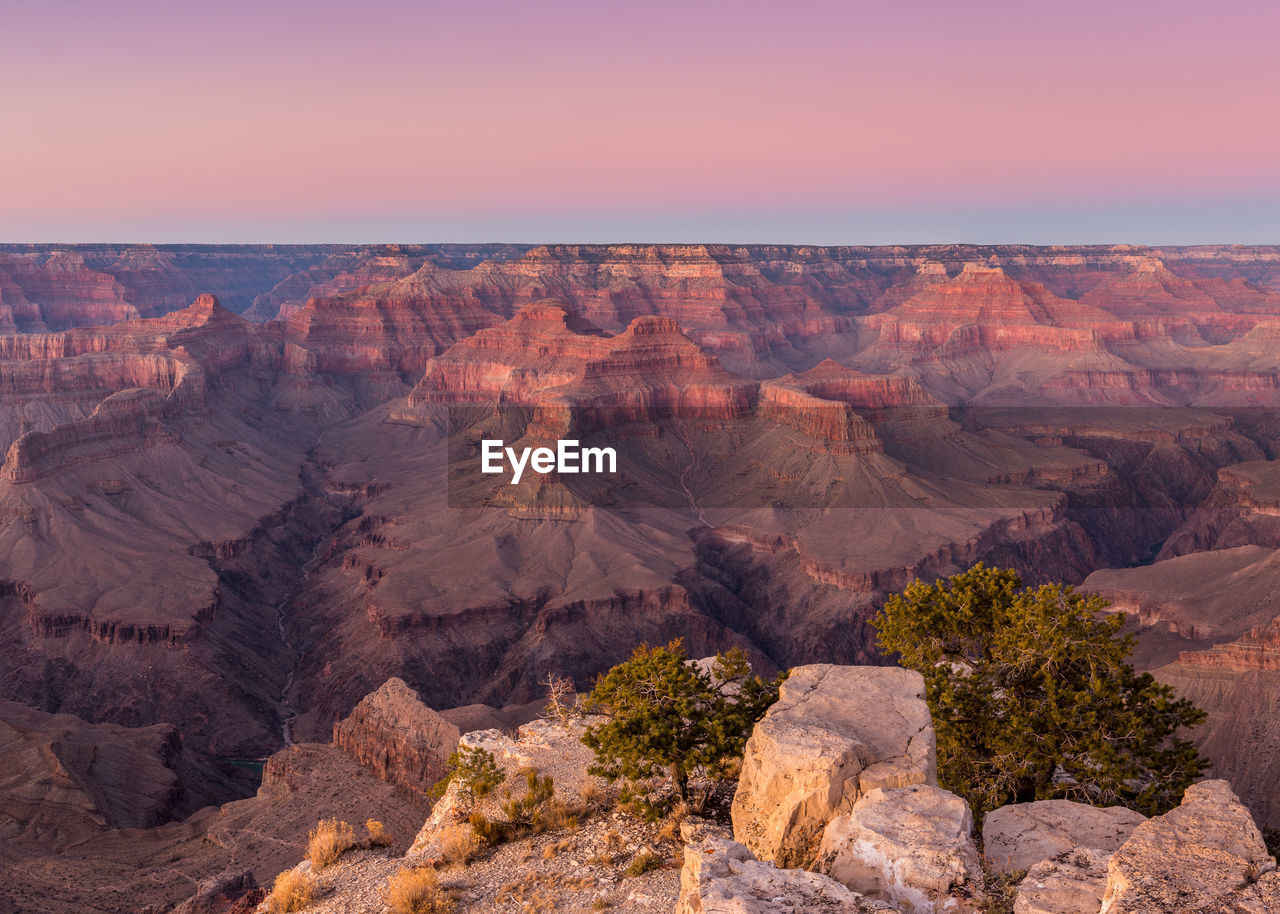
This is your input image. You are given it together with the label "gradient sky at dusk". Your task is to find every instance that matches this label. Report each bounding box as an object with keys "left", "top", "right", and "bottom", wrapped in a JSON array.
[{"left": 3, "top": 0, "right": 1278, "bottom": 243}]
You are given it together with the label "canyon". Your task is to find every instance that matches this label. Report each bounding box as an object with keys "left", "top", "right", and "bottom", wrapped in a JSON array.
[{"left": 2, "top": 243, "right": 1280, "bottom": 910}]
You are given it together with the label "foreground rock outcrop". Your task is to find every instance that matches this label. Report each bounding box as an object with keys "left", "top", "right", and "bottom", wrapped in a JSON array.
[
  {"left": 818, "top": 784, "right": 983, "bottom": 914},
  {"left": 731, "top": 664, "right": 936, "bottom": 868},
  {"left": 332, "top": 677, "right": 460, "bottom": 807},
  {"left": 1013, "top": 848, "right": 1112, "bottom": 914},
  {"left": 982, "top": 799, "right": 1146, "bottom": 875},
  {"left": 140, "top": 662, "right": 1279, "bottom": 914},
  {"left": 1100, "top": 779, "right": 1275, "bottom": 913},
  {"left": 677, "top": 819, "right": 893, "bottom": 914}
]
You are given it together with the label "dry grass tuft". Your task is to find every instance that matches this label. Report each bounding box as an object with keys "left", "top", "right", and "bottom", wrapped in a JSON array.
[
  {"left": 657, "top": 802, "right": 689, "bottom": 843},
  {"left": 266, "top": 868, "right": 315, "bottom": 913},
  {"left": 496, "top": 873, "right": 575, "bottom": 912},
  {"left": 366, "top": 818, "right": 392, "bottom": 848},
  {"left": 579, "top": 778, "right": 605, "bottom": 808},
  {"left": 386, "top": 867, "right": 455, "bottom": 914},
  {"left": 543, "top": 800, "right": 581, "bottom": 831},
  {"left": 542, "top": 838, "right": 574, "bottom": 859},
  {"left": 625, "top": 848, "right": 662, "bottom": 877},
  {"left": 440, "top": 823, "right": 481, "bottom": 866},
  {"left": 306, "top": 818, "right": 357, "bottom": 870}
]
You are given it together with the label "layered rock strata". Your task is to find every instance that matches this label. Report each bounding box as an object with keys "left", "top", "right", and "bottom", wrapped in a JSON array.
[{"left": 331, "top": 677, "right": 460, "bottom": 806}]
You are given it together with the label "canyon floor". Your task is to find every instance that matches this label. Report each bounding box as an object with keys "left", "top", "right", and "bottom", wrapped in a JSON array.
[{"left": 2, "top": 243, "right": 1280, "bottom": 911}]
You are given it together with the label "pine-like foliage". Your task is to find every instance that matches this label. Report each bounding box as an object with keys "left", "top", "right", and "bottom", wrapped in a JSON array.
[
  {"left": 430, "top": 745, "right": 506, "bottom": 804},
  {"left": 874, "top": 563, "right": 1208, "bottom": 816},
  {"left": 581, "top": 639, "right": 784, "bottom": 802}
]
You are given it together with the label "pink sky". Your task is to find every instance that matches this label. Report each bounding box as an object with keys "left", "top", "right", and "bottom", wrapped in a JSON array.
[{"left": 3, "top": 0, "right": 1278, "bottom": 242}]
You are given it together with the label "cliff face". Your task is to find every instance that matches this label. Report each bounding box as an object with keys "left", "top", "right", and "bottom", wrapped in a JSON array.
[
  {"left": 331, "top": 678, "right": 460, "bottom": 806},
  {"left": 0, "top": 700, "right": 183, "bottom": 847}
]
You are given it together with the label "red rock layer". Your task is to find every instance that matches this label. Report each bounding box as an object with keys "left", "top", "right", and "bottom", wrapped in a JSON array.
[
  {"left": 1177, "top": 618, "right": 1280, "bottom": 672},
  {"left": 331, "top": 678, "right": 461, "bottom": 805}
]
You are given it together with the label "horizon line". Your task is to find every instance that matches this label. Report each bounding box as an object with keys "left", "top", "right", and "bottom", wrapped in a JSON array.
[{"left": 2, "top": 240, "right": 1278, "bottom": 249}]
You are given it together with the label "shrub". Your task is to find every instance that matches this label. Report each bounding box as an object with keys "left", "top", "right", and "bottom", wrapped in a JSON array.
[
  {"left": 306, "top": 818, "right": 356, "bottom": 870},
  {"left": 617, "top": 781, "right": 673, "bottom": 822},
  {"left": 266, "top": 868, "right": 315, "bottom": 913},
  {"left": 980, "top": 865, "right": 1027, "bottom": 914},
  {"left": 874, "top": 564, "right": 1208, "bottom": 816},
  {"left": 432, "top": 745, "right": 507, "bottom": 804},
  {"left": 386, "top": 867, "right": 454, "bottom": 914},
  {"left": 625, "top": 849, "right": 662, "bottom": 877},
  {"left": 468, "top": 766, "right": 581, "bottom": 847},
  {"left": 582, "top": 640, "right": 785, "bottom": 803},
  {"left": 469, "top": 810, "right": 515, "bottom": 847},
  {"left": 500, "top": 767, "right": 558, "bottom": 831},
  {"left": 439, "top": 823, "right": 481, "bottom": 866},
  {"left": 578, "top": 778, "right": 605, "bottom": 809},
  {"left": 539, "top": 672, "right": 581, "bottom": 726},
  {"left": 366, "top": 818, "right": 392, "bottom": 847}
]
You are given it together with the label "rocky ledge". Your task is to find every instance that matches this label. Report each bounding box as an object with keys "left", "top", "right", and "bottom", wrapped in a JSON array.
[{"left": 221, "top": 663, "right": 1277, "bottom": 914}]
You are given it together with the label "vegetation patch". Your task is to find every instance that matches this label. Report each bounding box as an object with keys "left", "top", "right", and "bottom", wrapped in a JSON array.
[
  {"left": 581, "top": 640, "right": 784, "bottom": 806},
  {"left": 366, "top": 818, "right": 392, "bottom": 848},
  {"left": 386, "top": 866, "right": 455, "bottom": 914},
  {"left": 266, "top": 868, "right": 316, "bottom": 914},
  {"left": 306, "top": 818, "right": 357, "bottom": 870},
  {"left": 874, "top": 564, "right": 1207, "bottom": 816}
]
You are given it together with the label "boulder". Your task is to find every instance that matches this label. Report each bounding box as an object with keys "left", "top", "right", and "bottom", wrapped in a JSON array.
[
  {"left": 1012, "top": 848, "right": 1110, "bottom": 914},
  {"left": 1101, "top": 779, "right": 1276, "bottom": 913},
  {"left": 982, "top": 799, "right": 1146, "bottom": 874},
  {"left": 818, "top": 784, "right": 983, "bottom": 914},
  {"left": 677, "top": 819, "right": 896, "bottom": 914},
  {"left": 731, "top": 665, "right": 936, "bottom": 867}
]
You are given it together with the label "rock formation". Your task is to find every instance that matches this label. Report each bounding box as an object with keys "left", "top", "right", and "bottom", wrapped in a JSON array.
[
  {"left": 1100, "top": 779, "right": 1275, "bottom": 913},
  {"left": 677, "top": 819, "right": 894, "bottom": 914},
  {"left": 731, "top": 665, "right": 936, "bottom": 868},
  {"left": 1013, "top": 848, "right": 1113, "bottom": 914},
  {"left": 168, "top": 870, "right": 261, "bottom": 914},
  {"left": 818, "top": 785, "right": 984, "bottom": 913},
  {"left": 0, "top": 700, "right": 183, "bottom": 846},
  {"left": 332, "top": 677, "right": 461, "bottom": 806},
  {"left": 981, "top": 800, "right": 1147, "bottom": 875}
]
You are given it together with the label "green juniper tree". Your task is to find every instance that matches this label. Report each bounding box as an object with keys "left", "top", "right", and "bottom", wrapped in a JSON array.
[
  {"left": 581, "top": 639, "right": 784, "bottom": 804},
  {"left": 874, "top": 563, "right": 1207, "bottom": 816},
  {"left": 429, "top": 745, "right": 506, "bottom": 804}
]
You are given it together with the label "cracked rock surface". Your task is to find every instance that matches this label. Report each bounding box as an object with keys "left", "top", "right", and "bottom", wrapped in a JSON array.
[{"left": 730, "top": 664, "right": 936, "bottom": 869}]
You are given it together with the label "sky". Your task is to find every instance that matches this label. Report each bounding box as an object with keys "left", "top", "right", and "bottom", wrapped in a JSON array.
[{"left": 2, "top": 0, "right": 1278, "bottom": 244}]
